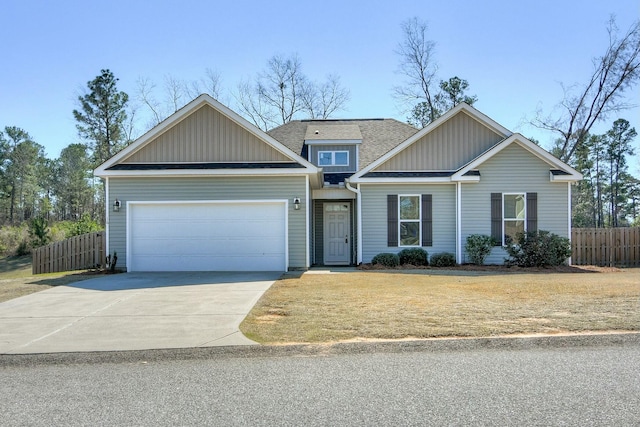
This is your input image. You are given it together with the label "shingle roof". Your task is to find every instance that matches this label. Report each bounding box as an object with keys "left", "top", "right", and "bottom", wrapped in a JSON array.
[
  {"left": 268, "top": 119, "right": 419, "bottom": 169},
  {"left": 304, "top": 124, "right": 362, "bottom": 141}
]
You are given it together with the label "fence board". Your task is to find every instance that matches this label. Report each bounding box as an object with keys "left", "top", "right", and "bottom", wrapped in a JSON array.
[
  {"left": 572, "top": 227, "right": 640, "bottom": 267},
  {"left": 32, "top": 231, "right": 105, "bottom": 274}
]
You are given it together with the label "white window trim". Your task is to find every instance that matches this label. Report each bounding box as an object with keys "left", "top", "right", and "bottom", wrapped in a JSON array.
[
  {"left": 502, "top": 192, "right": 526, "bottom": 245},
  {"left": 398, "top": 194, "right": 422, "bottom": 247},
  {"left": 318, "top": 150, "right": 349, "bottom": 166}
]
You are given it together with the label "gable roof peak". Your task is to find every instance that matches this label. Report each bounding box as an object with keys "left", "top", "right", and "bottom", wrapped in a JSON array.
[{"left": 94, "top": 93, "right": 319, "bottom": 176}]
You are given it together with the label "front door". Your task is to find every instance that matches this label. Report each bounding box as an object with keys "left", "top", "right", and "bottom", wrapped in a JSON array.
[{"left": 323, "top": 202, "right": 351, "bottom": 265}]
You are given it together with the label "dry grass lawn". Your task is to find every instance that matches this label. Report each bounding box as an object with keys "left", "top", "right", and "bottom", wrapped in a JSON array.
[
  {"left": 0, "top": 256, "right": 95, "bottom": 302},
  {"left": 240, "top": 269, "right": 640, "bottom": 344}
]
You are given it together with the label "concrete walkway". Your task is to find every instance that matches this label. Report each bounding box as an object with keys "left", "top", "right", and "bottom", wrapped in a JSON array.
[{"left": 0, "top": 272, "right": 280, "bottom": 354}]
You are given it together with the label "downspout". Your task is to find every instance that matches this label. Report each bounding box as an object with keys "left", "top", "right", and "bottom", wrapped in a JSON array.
[
  {"left": 105, "top": 176, "right": 110, "bottom": 258},
  {"left": 345, "top": 180, "right": 362, "bottom": 265},
  {"left": 568, "top": 181, "right": 572, "bottom": 265},
  {"left": 456, "top": 181, "right": 462, "bottom": 264}
]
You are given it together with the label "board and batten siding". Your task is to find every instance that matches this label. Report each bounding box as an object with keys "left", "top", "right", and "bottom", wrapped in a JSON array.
[
  {"left": 108, "top": 176, "right": 307, "bottom": 270},
  {"left": 360, "top": 184, "right": 456, "bottom": 263},
  {"left": 123, "top": 105, "right": 290, "bottom": 163},
  {"left": 461, "top": 143, "right": 569, "bottom": 264},
  {"left": 374, "top": 112, "right": 504, "bottom": 172}
]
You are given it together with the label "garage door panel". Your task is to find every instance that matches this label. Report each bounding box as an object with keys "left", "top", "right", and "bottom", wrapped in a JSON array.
[{"left": 128, "top": 202, "right": 287, "bottom": 272}]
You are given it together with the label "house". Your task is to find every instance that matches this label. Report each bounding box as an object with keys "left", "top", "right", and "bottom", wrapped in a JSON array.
[{"left": 94, "top": 94, "right": 581, "bottom": 271}]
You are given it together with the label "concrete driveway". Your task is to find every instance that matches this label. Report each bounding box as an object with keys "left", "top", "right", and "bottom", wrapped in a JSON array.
[{"left": 0, "top": 272, "right": 280, "bottom": 354}]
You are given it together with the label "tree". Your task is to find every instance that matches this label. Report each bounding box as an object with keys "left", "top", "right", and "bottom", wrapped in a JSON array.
[
  {"left": 73, "top": 69, "right": 130, "bottom": 166},
  {"left": 301, "top": 74, "right": 351, "bottom": 120},
  {"left": 436, "top": 76, "right": 478, "bottom": 110},
  {"left": 604, "top": 119, "right": 636, "bottom": 226},
  {"left": 394, "top": 18, "right": 477, "bottom": 127},
  {"left": 0, "top": 127, "right": 46, "bottom": 223},
  {"left": 235, "top": 53, "right": 350, "bottom": 130},
  {"left": 394, "top": 17, "right": 439, "bottom": 125},
  {"left": 52, "top": 144, "right": 94, "bottom": 220},
  {"left": 533, "top": 18, "right": 640, "bottom": 163},
  {"left": 136, "top": 69, "right": 222, "bottom": 130}
]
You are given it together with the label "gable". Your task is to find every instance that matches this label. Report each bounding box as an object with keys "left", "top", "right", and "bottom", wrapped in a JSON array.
[
  {"left": 373, "top": 110, "right": 505, "bottom": 172},
  {"left": 477, "top": 142, "right": 557, "bottom": 182},
  {"left": 123, "top": 104, "right": 290, "bottom": 164}
]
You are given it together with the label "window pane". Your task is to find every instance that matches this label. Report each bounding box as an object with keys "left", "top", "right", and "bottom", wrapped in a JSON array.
[
  {"left": 334, "top": 152, "right": 348, "bottom": 165},
  {"left": 400, "top": 222, "right": 420, "bottom": 246},
  {"left": 400, "top": 196, "right": 420, "bottom": 219},
  {"left": 319, "top": 152, "right": 332, "bottom": 165},
  {"left": 504, "top": 194, "right": 525, "bottom": 219},
  {"left": 504, "top": 220, "right": 524, "bottom": 244}
]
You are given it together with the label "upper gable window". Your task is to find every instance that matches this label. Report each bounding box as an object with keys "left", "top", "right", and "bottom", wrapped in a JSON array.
[{"left": 318, "top": 151, "right": 349, "bottom": 166}]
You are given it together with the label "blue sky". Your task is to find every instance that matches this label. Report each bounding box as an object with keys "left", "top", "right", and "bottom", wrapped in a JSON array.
[{"left": 1, "top": 0, "right": 639, "bottom": 169}]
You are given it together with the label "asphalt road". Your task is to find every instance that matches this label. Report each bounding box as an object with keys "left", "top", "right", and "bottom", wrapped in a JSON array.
[{"left": 1, "top": 336, "right": 639, "bottom": 426}]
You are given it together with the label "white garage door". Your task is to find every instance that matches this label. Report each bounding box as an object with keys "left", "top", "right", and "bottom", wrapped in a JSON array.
[{"left": 128, "top": 201, "right": 287, "bottom": 272}]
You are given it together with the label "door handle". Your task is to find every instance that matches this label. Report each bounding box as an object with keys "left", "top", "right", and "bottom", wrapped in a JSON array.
[{"left": 345, "top": 235, "right": 348, "bottom": 244}]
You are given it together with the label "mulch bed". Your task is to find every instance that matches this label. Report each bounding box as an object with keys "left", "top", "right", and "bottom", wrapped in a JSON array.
[{"left": 357, "top": 263, "right": 623, "bottom": 273}]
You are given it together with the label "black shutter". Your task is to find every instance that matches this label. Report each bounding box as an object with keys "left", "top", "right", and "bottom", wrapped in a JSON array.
[
  {"left": 421, "top": 194, "right": 432, "bottom": 246},
  {"left": 387, "top": 195, "right": 398, "bottom": 247},
  {"left": 527, "top": 192, "right": 538, "bottom": 233},
  {"left": 491, "top": 193, "right": 502, "bottom": 246}
]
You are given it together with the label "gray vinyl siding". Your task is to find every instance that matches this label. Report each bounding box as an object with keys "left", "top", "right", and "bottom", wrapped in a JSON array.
[
  {"left": 360, "top": 184, "right": 456, "bottom": 263},
  {"left": 309, "top": 144, "right": 357, "bottom": 172},
  {"left": 313, "top": 200, "right": 324, "bottom": 265},
  {"left": 108, "top": 176, "right": 307, "bottom": 270},
  {"left": 461, "top": 144, "right": 569, "bottom": 264}
]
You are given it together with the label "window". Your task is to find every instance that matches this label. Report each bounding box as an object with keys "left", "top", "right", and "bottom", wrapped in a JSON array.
[
  {"left": 387, "top": 194, "right": 432, "bottom": 247},
  {"left": 503, "top": 193, "right": 525, "bottom": 245},
  {"left": 399, "top": 195, "right": 421, "bottom": 246},
  {"left": 318, "top": 151, "right": 349, "bottom": 166},
  {"left": 491, "top": 193, "right": 537, "bottom": 246}
]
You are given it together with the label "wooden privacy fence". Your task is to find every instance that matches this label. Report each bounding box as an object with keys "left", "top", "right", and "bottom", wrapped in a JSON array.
[
  {"left": 32, "top": 231, "right": 105, "bottom": 274},
  {"left": 572, "top": 228, "right": 640, "bottom": 267}
]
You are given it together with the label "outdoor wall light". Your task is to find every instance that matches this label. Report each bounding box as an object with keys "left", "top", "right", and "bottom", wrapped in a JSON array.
[
  {"left": 113, "top": 199, "right": 121, "bottom": 212},
  {"left": 293, "top": 197, "right": 301, "bottom": 210}
]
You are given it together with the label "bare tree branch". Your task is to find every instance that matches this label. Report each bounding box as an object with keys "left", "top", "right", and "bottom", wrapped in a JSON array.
[{"left": 533, "top": 17, "right": 640, "bottom": 163}]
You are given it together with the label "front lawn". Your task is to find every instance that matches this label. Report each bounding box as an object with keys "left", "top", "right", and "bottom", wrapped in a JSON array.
[
  {"left": 0, "top": 256, "right": 95, "bottom": 302},
  {"left": 240, "top": 268, "right": 640, "bottom": 344}
]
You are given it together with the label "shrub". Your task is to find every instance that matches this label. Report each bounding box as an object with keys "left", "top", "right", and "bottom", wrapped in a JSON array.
[
  {"left": 504, "top": 230, "right": 572, "bottom": 267},
  {"left": 430, "top": 252, "right": 457, "bottom": 267},
  {"left": 371, "top": 252, "right": 400, "bottom": 268},
  {"left": 465, "top": 234, "right": 495, "bottom": 265},
  {"left": 29, "top": 216, "right": 51, "bottom": 248},
  {"left": 0, "top": 225, "right": 29, "bottom": 256},
  {"left": 398, "top": 248, "right": 429, "bottom": 266},
  {"left": 16, "top": 240, "right": 31, "bottom": 256},
  {"left": 59, "top": 214, "right": 102, "bottom": 238}
]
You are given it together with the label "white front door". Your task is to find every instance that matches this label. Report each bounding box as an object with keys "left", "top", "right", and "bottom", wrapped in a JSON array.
[{"left": 323, "top": 202, "right": 351, "bottom": 265}]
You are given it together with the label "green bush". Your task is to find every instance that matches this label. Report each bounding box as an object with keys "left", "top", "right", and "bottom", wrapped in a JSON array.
[
  {"left": 59, "top": 214, "right": 102, "bottom": 238},
  {"left": 0, "top": 225, "right": 29, "bottom": 256},
  {"left": 465, "top": 234, "right": 495, "bottom": 265},
  {"left": 16, "top": 240, "right": 31, "bottom": 256},
  {"left": 504, "top": 230, "right": 572, "bottom": 267},
  {"left": 29, "top": 216, "right": 51, "bottom": 248},
  {"left": 398, "top": 248, "right": 429, "bottom": 266},
  {"left": 430, "top": 252, "right": 457, "bottom": 267},
  {"left": 371, "top": 252, "right": 400, "bottom": 268}
]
